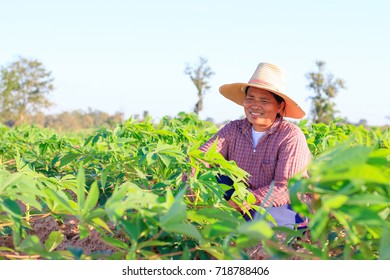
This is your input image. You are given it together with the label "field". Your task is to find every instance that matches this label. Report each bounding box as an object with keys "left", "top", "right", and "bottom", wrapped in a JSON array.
[{"left": 0, "top": 113, "right": 389, "bottom": 260}]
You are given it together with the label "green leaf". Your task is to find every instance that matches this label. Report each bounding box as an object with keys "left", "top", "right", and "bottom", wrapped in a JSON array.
[
  {"left": 1, "top": 198, "right": 22, "bottom": 218},
  {"left": 92, "top": 134, "right": 101, "bottom": 145},
  {"left": 104, "top": 182, "right": 160, "bottom": 222},
  {"left": 19, "top": 235, "right": 44, "bottom": 254},
  {"left": 379, "top": 224, "right": 390, "bottom": 260},
  {"left": 138, "top": 249, "right": 158, "bottom": 259},
  {"left": 50, "top": 154, "right": 62, "bottom": 167},
  {"left": 340, "top": 206, "right": 384, "bottom": 227},
  {"left": 45, "top": 231, "right": 64, "bottom": 252},
  {"left": 165, "top": 188, "right": 175, "bottom": 209},
  {"left": 320, "top": 164, "right": 390, "bottom": 184},
  {"left": 92, "top": 217, "right": 112, "bottom": 234},
  {"left": 101, "top": 169, "right": 108, "bottom": 189},
  {"left": 158, "top": 154, "right": 171, "bottom": 167},
  {"left": 146, "top": 152, "right": 157, "bottom": 166},
  {"left": 43, "top": 188, "right": 75, "bottom": 214},
  {"left": 202, "top": 222, "right": 237, "bottom": 238},
  {"left": 137, "top": 240, "right": 172, "bottom": 249},
  {"left": 79, "top": 224, "right": 89, "bottom": 240},
  {"left": 188, "top": 208, "right": 240, "bottom": 223},
  {"left": 59, "top": 153, "right": 80, "bottom": 167},
  {"left": 202, "top": 246, "right": 225, "bottom": 260},
  {"left": 309, "top": 208, "right": 329, "bottom": 241},
  {"left": 101, "top": 236, "right": 129, "bottom": 250},
  {"left": 323, "top": 194, "right": 349, "bottom": 210},
  {"left": 367, "top": 149, "right": 390, "bottom": 166},
  {"left": 119, "top": 217, "right": 141, "bottom": 241},
  {"left": 0, "top": 172, "right": 23, "bottom": 192},
  {"left": 163, "top": 223, "right": 204, "bottom": 244},
  {"left": 299, "top": 242, "right": 327, "bottom": 259},
  {"left": 84, "top": 181, "right": 99, "bottom": 213},
  {"left": 68, "top": 247, "right": 83, "bottom": 259},
  {"left": 181, "top": 245, "right": 191, "bottom": 260},
  {"left": 237, "top": 219, "right": 274, "bottom": 240},
  {"left": 83, "top": 136, "right": 93, "bottom": 147},
  {"left": 76, "top": 165, "right": 86, "bottom": 209},
  {"left": 346, "top": 194, "right": 390, "bottom": 206},
  {"left": 160, "top": 188, "right": 186, "bottom": 227},
  {"left": 313, "top": 145, "right": 371, "bottom": 172}
]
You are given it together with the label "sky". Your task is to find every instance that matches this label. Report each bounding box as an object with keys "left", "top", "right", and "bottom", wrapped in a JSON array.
[{"left": 1, "top": 0, "right": 389, "bottom": 126}]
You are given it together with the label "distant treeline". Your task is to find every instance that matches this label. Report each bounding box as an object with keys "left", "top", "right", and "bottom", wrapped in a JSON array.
[{"left": 3, "top": 109, "right": 125, "bottom": 132}]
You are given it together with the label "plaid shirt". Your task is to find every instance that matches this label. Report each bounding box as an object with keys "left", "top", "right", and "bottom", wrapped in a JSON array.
[{"left": 200, "top": 117, "right": 311, "bottom": 207}]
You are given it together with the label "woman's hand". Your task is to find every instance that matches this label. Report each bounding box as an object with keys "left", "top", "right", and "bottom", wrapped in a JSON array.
[{"left": 228, "top": 199, "right": 252, "bottom": 213}]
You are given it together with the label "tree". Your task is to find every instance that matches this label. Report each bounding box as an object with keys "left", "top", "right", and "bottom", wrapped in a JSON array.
[
  {"left": 305, "top": 61, "right": 346, "bottom": 124},
  {"left": 357, "top": 118, "right": 368, "bottom": 127},
  {"left": 184, "top": 57, "right": 215, "bottom": 115},
  {"left": 0, "top": 57, "right": 54, "bottom": 125}
]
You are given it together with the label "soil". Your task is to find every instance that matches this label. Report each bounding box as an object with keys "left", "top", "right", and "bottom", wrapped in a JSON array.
[
  {"left": 1, "top": 201, "right": 312, "bottom": 259},
  {"left": 0, "top": 215, "right": 118, "bottom": 259},
  {"left": 0, "top": 215, "right": 312, "bottom": 259}
]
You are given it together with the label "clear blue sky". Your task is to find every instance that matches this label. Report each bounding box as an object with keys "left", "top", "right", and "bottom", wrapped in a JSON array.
[{"left": 1, "top": 0, "right": 389, "bottom": 126}]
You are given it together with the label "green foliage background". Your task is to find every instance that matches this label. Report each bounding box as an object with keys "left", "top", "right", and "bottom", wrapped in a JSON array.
[{"left": 0, "top": 113, "right": 389, "bottom": 260}]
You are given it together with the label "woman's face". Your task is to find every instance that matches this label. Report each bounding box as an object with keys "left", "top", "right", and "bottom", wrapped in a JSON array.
[{"left": 243, "top": 87, "right": 284, "bottom": 131}]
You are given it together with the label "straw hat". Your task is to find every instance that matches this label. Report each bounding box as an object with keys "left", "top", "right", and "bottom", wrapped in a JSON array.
[{"left": 219, "top": 62, "right": 305, "bottom": 119}]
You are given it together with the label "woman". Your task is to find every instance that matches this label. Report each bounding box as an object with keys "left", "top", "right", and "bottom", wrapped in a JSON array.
[{"left": 199, "top": 62, "right": 311, "bottom": 229}]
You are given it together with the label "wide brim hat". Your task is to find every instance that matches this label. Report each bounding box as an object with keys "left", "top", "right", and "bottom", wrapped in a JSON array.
[{"left": 219, "top": 62, "right": 305, "bottom": 119}]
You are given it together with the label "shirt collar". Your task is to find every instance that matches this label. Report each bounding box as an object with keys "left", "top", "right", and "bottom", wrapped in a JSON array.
[{"left": 241, "top": 115, "right": 283, "bottom": 135}]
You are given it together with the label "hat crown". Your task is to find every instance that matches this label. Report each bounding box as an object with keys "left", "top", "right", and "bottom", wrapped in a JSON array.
[{"left": 248, "top": 63, "right": 286, "bottom": 93}]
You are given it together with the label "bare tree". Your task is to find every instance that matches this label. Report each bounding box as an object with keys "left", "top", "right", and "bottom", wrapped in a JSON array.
[{"left": 184, "top": 57, "right": 215, "bottom": 115}]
